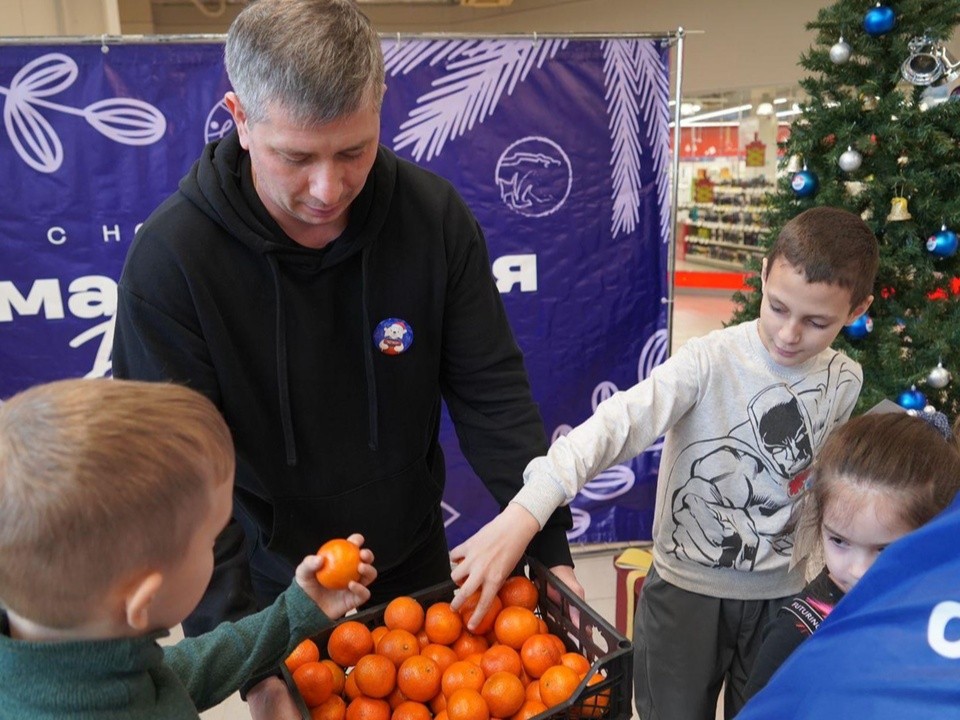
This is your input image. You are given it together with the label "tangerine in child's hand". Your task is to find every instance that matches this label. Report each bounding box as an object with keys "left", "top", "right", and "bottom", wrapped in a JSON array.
[{"left": 315, "top": 538, "right": 362, "bottom": 589}]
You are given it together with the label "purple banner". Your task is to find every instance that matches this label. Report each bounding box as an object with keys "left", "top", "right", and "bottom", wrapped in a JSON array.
[{"left": 0, "top": 38, "right": 670, "bottom": 545}]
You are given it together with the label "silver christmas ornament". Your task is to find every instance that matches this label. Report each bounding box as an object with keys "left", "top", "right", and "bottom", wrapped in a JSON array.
[
  {"left": 839, "top": 146, "right": 863, "bottom": 172},
  {"left": 830, "top": 38, "right": 852, "bottom": 64},
  {"left": 928, "top": 362, "right": 952, "bottom": 389}
]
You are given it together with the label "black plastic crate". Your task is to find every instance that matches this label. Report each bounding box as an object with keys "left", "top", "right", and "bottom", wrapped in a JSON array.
[{"left": 288, "top": 556, "right": 633, "bottom": 720}]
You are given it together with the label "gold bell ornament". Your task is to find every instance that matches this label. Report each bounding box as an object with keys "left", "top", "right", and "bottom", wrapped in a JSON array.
[
  {"left": 785, "top": 154, "right": 803, "bottom": 173},
  {"left": 886, "top": 196, "right": 913, "bottom": 222}
]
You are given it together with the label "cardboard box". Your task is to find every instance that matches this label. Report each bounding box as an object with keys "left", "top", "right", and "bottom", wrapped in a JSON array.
[{"left": 613, "top": 547, "right": 653, "bottom": 639}]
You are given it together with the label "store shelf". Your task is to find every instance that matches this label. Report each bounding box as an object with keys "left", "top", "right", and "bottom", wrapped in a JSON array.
[
  {"left": 712, "top": 184, "right": 771, "bottom": 198},
  {"left": 678, "top": 181, "right": 773, "bottom": 271}
]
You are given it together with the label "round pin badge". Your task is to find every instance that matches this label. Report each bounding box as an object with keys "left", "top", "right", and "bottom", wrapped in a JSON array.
[{"left": 374, "top": 318, "right": 413, "bottom": 356}]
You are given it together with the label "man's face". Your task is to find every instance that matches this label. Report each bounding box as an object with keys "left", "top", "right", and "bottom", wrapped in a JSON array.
[
  {"left": 227, "top": 92, "right": 381, "bottom": 249},
  {"left": 757, "top": 257, "right": 871, "bottom": 368}
]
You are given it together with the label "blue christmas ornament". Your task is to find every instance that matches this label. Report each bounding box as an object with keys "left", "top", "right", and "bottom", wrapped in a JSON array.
[
  {"left": 843, "top": 313, "right": 873, "bottom": 340},
  {"left": 863, "top": 4, "right": 896, "bottom": 36},
  {"left": 897, "top": 386, "right": 927, "bottom": 411},
  {"left": 926, "top": 226, "right": 958, "bottom": 257},
  {"left": 791, "top": 169, "right": 819, "bottom": 198}
]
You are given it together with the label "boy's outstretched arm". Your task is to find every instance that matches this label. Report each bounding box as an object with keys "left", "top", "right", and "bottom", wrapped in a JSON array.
[
  {"left": 448, "top": 503, "right": 583, "bottom": 629},
  {"left": 167, "top": 534, "right": 376, "bottom": 715}
]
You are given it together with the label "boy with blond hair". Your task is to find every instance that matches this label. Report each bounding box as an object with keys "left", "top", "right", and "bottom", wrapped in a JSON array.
[
  {"left": 0, "top": 378, "right": 376, "bottom": 719},
  {"left": 451, "top": 206, "right": 880, "bottom": 719}
]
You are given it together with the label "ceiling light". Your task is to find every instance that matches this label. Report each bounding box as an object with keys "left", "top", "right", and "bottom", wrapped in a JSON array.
[
  {"left": 680, "top": 121, "right": 742, "bottom": 127},
  {"left": 775, "top": 106, "right": 803, "bottom": 118},
  {"left": 679, "top": 103, "right": 753, "bottom": 124}
]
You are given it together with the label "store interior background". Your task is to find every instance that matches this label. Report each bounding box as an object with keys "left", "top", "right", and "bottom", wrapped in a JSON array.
[{"left": 4, "top": 2, "right": 959, "bottom": 716}]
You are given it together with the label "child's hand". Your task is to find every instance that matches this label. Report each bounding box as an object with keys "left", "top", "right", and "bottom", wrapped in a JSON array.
[
  {"left": 448, "top": 503, "right": 539, "bottom": 629},
  {"left": 296, "top": 533, "right": 377, "bottom": 619}
]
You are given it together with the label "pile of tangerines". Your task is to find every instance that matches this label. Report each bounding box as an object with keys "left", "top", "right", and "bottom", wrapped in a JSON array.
[{"left": 285, "top": 575, "right": 609, "bottom": 720}]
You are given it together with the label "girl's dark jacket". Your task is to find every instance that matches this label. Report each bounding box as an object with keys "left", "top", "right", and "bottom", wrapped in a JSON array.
[{"left": 113, "top": 132, "right": 572, "bottom": 626}]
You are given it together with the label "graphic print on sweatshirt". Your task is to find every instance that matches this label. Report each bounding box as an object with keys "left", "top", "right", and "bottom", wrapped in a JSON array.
[{"left": 664, "top": 354, "right": 858, "bottom": 571}]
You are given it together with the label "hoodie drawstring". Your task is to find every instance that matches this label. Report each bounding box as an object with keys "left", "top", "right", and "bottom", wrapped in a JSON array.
[
  {"left": 361, "top": 246, "right": 380, "bottom": 451},
  {"left": 266, "top": 254, "right": 298, "bottom": 466}
]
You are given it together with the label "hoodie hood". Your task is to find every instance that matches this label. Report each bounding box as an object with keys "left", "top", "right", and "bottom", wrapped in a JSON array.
[
  {"left": 179, "top": 130, "right": 393, "bottom": 268},
  {"left": 178, "top": 131, "right": 398, "bottom": 462}
]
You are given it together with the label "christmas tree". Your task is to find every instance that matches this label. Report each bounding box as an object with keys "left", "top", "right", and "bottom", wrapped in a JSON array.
[{"left": 731, "top": 0, "right": 960, "bottom": 416}]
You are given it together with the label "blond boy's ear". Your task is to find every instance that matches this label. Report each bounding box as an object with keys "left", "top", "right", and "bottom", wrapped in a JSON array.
[
  {"left": 846, "top": 294, "right": 874, "bottom": 325},
  {"left": 123, "top": 571, "right": 164, "bottom": 632}
]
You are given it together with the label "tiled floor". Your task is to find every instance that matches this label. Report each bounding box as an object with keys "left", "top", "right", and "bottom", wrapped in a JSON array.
[{"left": 182, "top": 282, "right": 740, "bottom": 720}]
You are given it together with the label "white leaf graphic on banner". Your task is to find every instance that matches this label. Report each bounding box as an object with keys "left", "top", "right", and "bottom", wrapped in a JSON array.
[
  {"left": 602, "top": 40, "right": 670, "bottom": 241},
  {"left": 4, "top": 97, "right": 63, "bottom": 174},
  {"left": 568, "top": 507, "right": 591, "bottom": 540},
  {"left": 582, "top": 465, "right": 635, "bottom": 502},
  {"left": 389, "top": 39, "right": 567, "bottom": 161},
  {"left": 0, "top": 53, "right": 166, "bottom": 174},
  {"left": 383, "top": 39, "right": 477, "bottom": 75},
  {"left": 551, "top": 424, "right": 574, "bottom": 444},
  {"left": 637, "top": 43, "right": 672, "bottom": 247}
]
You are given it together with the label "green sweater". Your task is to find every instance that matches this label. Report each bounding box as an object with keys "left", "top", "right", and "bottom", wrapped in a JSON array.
[{"left": 0, "top": 583, "right": 329, "bottom": 719}]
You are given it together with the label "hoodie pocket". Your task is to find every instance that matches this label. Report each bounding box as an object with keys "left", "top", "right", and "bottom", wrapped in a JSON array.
[{"left": 269, "top": 457, "right": 443, "bottom": 572}]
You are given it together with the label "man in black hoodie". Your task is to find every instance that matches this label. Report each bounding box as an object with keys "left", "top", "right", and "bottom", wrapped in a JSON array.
[{"left": 113, "top": 0, "right": 579, "bottom": 714}]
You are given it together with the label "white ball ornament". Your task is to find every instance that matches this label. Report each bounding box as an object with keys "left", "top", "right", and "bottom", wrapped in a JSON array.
[
  {"left": 927, "top": 363, "right": 952, "bottom": 389},
  {"left": 838, "top": 146, "right": 862, "bottom": 172},
  {"left": 830, "top": 38, "right": 852, "bottom": 64}
]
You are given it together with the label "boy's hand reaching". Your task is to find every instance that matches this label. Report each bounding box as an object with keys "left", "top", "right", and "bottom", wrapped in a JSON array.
[
  {"left": 295, "top": 533, "right": 376, "bottom": 620},
  {"left": 448, "top": 503, "right": 584, "bottom": 630}
]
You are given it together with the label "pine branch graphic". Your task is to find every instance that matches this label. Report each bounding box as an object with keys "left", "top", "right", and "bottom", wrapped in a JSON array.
[
  {"left": 603, "top": 40, "right": 644, "bottom": 238},
  {"left": 636, "top": 42, "right": 672, "bottom": 246},
  {"left": 603, "top": 41, "right": 670, "bottom": 240},
  {"left": 383, "top": 38, "right": 475, "bottom": 75},
  {"left": 391, "top": 39, "right": 567, "bottom": 161}
]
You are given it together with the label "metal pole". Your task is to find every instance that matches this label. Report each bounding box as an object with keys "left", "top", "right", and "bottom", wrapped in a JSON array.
[
  {"left": 666, "top": 26, "right": 685, "bottom": 358},
  {"left": 0, "top": 30, "right": 689, "bottom": 45}
]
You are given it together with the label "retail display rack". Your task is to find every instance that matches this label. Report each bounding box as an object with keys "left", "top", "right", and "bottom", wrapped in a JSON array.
[{"left": 678, "top": 181, "right": 773, "bottom": 271}]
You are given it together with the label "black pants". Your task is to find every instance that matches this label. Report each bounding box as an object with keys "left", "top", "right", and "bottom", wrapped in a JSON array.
[{"left": 632, "top": 566, "right": 788, "bottom": 720}]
